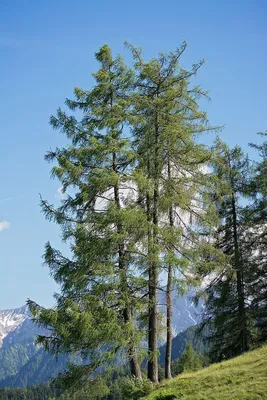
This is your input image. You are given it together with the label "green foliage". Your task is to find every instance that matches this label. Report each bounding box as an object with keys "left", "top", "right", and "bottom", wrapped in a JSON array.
[
  {"left": 54, "top": 378, "right": 109, "bottom": 400},
  {"left": 106, "top": 377, "right": 153, "bottom": 400},
  {"left": 28, "top": 43, "right": 146, "bottom": 383},
  {"left": 125, "top": 40, "right": 221, "bottom": 382},
  {"left": 200, "top": 140, "right": 255, "bottom": 361},
  {"left": 0, "top": 342, "right": 36, "bottom": 381},
  {"left": 0, "top": 348, "right": 82, "bottom": 388},
  {"left": 27, "top": 41, "right": 223, "bottom": 385},
  {"left": 173, "top": 344, "right": 202, "bottom": 374},
  {"left": 0, "top": 382, "right": 62, "bottom": 400},
  {"left": 245, "top": 132, "right": 267, "bottom": 344}
]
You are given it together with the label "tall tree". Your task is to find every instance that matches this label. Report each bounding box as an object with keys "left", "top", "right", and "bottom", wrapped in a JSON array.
[
  {"left": 202, "top": 140, "right": 253, "bottom": 361},
  {"left": 245, "top": 132, "right": 267, "bottom": 343},
  {"left": 28, "top": 45, "right": 145, "bottom": 383},
  {"left": 128, "top": 42, "right": 219, "bottom": 381},
  {"left": 28, "top": 42, "right": 221, "bottom": 388}
]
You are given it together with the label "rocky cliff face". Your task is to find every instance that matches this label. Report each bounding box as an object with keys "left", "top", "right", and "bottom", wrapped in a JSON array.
[
  {"left": 158, "top": 291, "right": 203, "bottom": 338},
  {"left": 0, "top": 306, "right": 28, "bottom": 347}
]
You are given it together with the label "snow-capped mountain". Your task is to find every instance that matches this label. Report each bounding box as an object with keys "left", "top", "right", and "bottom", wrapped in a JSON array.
[
  {"left": 0, "top": 294, "right": 202, "bottom": 348},
  {"left": 0, "top": 293, "right": 202, "bottom": 344},
  {"left": 172, "top": 294, "right": 203, "bottom": 334},
  {"left": 0, "top": 305, "right": 29, "bottom": 347},
  {"left": 0, "top": 297, "right": 203, "bottom": 387},
  {"left": 158, "top": 291, "right": 203, "bottom": 343}
]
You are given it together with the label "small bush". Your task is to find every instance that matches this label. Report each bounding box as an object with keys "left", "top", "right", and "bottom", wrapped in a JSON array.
[{"left": 109, "top": 376, "right": 153, "bottom": 400}]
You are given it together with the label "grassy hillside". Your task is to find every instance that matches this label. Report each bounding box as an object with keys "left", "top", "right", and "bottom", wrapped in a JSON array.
[{"left": 142, "top": 346, "right": 267, "bottom": 400}]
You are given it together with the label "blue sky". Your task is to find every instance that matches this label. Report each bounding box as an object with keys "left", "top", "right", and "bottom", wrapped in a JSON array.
[{"left": 0, "top": 0, "right": 267, "bottom": 309}]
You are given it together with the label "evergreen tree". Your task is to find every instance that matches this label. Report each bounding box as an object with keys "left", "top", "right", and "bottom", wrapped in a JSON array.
[
  {"left": 28, "top": 42, "right": 221, "bottom": 388},
  {"left": 128, "top": 42, "right": 220, "bottom": 381},
  {"left": 0, "top": 383, "right": 62, "bottom": 400},
  {"left": 28, "top": 44, "right": 146, "bottom": 383},
  {"left": 202, "top": 140, "right": 253, "bottom": 361},
  {"left": 178, "top": 343, "right": 202, "bottom": 373},
  {"left": 246, "top": 132, "right": 267, "bottom": 343}
]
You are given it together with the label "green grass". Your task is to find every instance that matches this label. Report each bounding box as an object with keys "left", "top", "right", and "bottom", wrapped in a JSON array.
[{"left": 142, "top": 346, "right": 267, "bottom": 400}]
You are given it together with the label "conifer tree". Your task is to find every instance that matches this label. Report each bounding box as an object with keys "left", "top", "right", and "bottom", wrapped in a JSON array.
[
  {"left": 178, "top": 343, "right": 202, "bottom": 373},
  {"left": 28, "top": 42, "right": 222, "bottom": 387},
  {"left": 245, "top": 132, "right": 267, "bottom": 343},
  {"left": 28, "top": 45, "right": 145, "bottom": 382},
  {"left": 203, "top": 140, "right": 253, "bottom": 361},
  {"left": 127, "top": 42, "right": 219, "bottom": 382}
]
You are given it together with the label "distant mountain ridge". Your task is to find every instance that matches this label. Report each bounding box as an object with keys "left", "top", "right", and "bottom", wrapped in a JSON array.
[
  {"left": 0, "top": 306, "right": 28, "bottom": 347},
  {"left": 0, "top": 295, "right": 202, "bottom": 387},
  {"left": 0, "top": 313, "right": 82, "bottom": 388}
]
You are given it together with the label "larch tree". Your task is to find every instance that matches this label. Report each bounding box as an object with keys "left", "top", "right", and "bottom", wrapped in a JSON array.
[
  {"left": 28, "top": 42, "right": 222, "bottom": 388},
  {"left": 128, "top": 42, "right": 220, "bottom": 382},
  {"left": 28, "top": 45, "right": 146, "bottom": 384}
]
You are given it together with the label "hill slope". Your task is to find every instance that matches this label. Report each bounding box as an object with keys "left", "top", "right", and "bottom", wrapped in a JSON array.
[{"left": 142, "top": 346, "right": 267, "bottom": 400}]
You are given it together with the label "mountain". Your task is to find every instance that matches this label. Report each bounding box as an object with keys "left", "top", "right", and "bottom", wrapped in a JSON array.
[
  {"left": 169, "top": 293, "right": 203, "bottom": 335},
  {"left": 0, "top": 314, "right": 82, "bottom": 388},
  {"left": 0, "top": 295, "right": 202, "bottom": 388},
  {"left": 159, "top": 324, "right": 209, "bottom": 365},
  {"left": 0, "top": 306, "right": 28, "bottom": 347},
  {"left": 0, "top": 348, "right": 82, "bottom": 388}
]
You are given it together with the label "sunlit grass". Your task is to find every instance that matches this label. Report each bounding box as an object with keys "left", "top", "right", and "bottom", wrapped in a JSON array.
[{"left": 142, "top": 345, "right": 267, "bottom": 400}]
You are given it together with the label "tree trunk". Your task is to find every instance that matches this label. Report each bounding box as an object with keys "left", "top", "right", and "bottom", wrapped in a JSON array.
[
  {"left": 123, "top": 308, "right": 143, "bottom": 380},
  {"left": 165, "top": 156, "right": 173, "bottom": 379},
  {"left": 231, "top": 192, "right": 248, "bottom": 353},
  {"left": 147, "top": 190, "right": 159, "bottom": 383},
  {"left": 147, "top": 117, "right": 159, "bottom": 383},
  {"left": 113, "top": 152, "right": 142, "bottom": 380},
  {"left": 147, "top": 177, "right": 159, "bottom": 382},
  {"left": 165, "top": 256, "right": 173, "bottom": 379}
]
